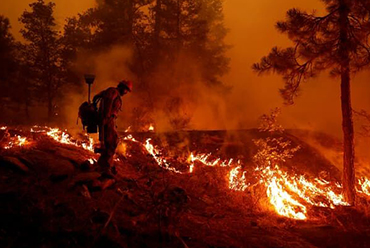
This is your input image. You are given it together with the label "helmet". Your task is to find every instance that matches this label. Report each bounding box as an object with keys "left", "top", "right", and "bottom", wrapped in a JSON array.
[{"left": 118, "top": 80, "right": 133, "bottom": 92}]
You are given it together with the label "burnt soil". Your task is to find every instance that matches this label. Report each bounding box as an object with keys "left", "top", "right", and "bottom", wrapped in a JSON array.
[{"left": 1, "top": 129, "right": 370, "bottom": 248}]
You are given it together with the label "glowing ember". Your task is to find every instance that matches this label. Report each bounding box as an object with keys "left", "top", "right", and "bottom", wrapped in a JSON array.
[
  {"left": 358, "top": 177, "right": 370, "bottom": 196},
  {"left": 148, "top": 125, "right": 154, "bottom": 131},
  {"left": 229, "top": 166, "right": 249, "bottom": 191},
  {"left": 123, "top": 134, "right": 138, "bottom": 142},
  {"left": 3, "top": 126, "right": 370, "bottom": 221},
  {"left": 82, "top": 137, "right": 94, "bottom": 152},
  {"left": 4, "top": 135, "right": 31, "bottom": 149},
  {"left": 88, "top": 158, "right": 96, "bottom": 164},
  {"left": 188, "top": 152, "right": 233, "bottom": 172}
]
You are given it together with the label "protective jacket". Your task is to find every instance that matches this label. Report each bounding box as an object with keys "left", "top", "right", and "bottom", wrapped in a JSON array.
[
  {"left": 93, "top": 87, "right": 122, "bottom": 169},
  {"left": 93, "top": 87, "right": 122, "bottom": 122}
]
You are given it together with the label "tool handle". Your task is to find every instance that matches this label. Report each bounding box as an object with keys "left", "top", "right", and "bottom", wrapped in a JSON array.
[{"left": 88, "top": 84, "right": 91, "bottom": 103}]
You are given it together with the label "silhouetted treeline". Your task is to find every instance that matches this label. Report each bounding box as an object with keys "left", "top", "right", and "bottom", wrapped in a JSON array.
[{"left": 0, "top": 0, "right": 229, "bottom": 125}]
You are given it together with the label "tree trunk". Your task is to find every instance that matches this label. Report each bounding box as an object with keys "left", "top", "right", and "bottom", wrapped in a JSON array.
[
  {"left": 127, "top": 0, "right": 134, "bottom": 36},
  {"left": 47, "top": 81, "right": 53, "bottom": 122},
  {"left": 341, "top": 64, "right": 356, "bottom": 205},
  {"left": 154, "top": 0, "right": 162, "bottom": 46},
  {"left": 48, "top": 97, "right": 53, "bottom": 122},
  {"left": 339, "top": 0, "right": 356, "bottom": 205}
]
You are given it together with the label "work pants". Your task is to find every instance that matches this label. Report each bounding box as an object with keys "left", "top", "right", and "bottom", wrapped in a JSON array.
[{"left": 98, "top": 118, "right": 118, "bottom": 168}]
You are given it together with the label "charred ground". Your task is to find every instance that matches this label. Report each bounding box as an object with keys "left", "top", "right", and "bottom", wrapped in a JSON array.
[{"left": 0, "top": 128, "right": 370, "bottom": 248}]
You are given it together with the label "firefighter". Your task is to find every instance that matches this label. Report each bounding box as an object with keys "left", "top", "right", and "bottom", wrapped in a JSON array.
[{"left": 92, "top": 80, "right": 132, "bottom": 176}]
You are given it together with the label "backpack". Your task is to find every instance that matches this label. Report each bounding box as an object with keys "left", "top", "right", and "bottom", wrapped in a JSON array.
[{"left": 78, "top": 101, "right": 99, "bottom": 133}]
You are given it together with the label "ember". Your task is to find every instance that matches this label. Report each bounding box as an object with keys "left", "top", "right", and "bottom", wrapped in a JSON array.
[
  {"left": 4, "top": 135, "right": 31, "bottom": 150},
  {"left": 121, "top": 132, "right": 370, "bottom": 220},
  {"left": 3, "top": 126, "right": 370, "bottom": 221},
  {"left": 228, "top": 166, "right": 249, "bottom": 192},
  {"left": 148, "top": 124, "right": 154, "bottom": 131}
]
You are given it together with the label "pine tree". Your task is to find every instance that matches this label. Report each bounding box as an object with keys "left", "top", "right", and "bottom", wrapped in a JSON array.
[
  {"left": 253, "top": 0, "right": 370, "bottom": 205},
  {"left": 150, "top": 0, "right": 229, "bottom": 85},
  {"left": 20, "top": 0, "right": 63, "bottom": 121},
  {"left": 0, "top": 16, "right": 15, "bottom": 84}
]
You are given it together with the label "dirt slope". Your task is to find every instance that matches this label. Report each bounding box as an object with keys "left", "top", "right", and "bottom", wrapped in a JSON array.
[{"left": 0, "top": 128, "right": 370, "bottom": 248}]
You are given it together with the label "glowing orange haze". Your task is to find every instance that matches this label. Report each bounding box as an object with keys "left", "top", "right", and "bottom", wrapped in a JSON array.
[{"left": 2, "top": 0, "right": 370, "bottom": 135}]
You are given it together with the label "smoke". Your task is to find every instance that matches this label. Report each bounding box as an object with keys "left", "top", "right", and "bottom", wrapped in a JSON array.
[
  {"left": 222, "top": 0, "right": 370, "bottom": 136},
  {"left": 61, "top": 45, "right": 135, "bottom": 130},
  {"left": 60, "top": 44, "right": 230, "bottom": 132},
  {"left": 4, "top": 0, "right": 370, "bottom": 135}
]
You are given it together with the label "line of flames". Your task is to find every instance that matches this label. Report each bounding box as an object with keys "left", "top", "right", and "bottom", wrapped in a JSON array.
[
  {"left": 31, "top": 126, "right": 95, "bottom": 152},
  {"left": 2, "top": 126, "right": 370, "bottom": 220}
]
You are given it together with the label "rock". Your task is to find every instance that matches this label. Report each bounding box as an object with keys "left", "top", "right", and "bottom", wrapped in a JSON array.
[{"left": 0, "top": 156, "right": 29, "bottom": 174}]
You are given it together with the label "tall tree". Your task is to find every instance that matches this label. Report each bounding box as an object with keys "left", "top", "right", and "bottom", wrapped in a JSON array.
[
  {"left": 20, "top": 0, "right": 63, "bottom": 121},
  {"left": 64, "top": 0, "right": 229, "bottom": 130},
  {"left": 0, "top": 16, "right": 16, "bottom": 107},
  {"left": 253, "top": 0, "right": 370, "bottom": 205},
  {"left": 0, "top": 16, "right": 32, "bottom": 122},
  {"left": 150, "top": 0, "right": 229, "bottom": 85}
]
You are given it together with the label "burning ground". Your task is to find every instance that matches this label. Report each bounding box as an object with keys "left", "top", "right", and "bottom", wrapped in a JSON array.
[{"left": 1, "top": 126, "right": 370, "bottom": 247}]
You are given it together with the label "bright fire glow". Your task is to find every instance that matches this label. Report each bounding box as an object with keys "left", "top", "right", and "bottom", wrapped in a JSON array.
[
  {"left": 229, "top": 166, "right": 249, "bottom": 191},
  {"left": 3, "top": 126, "right": 370, "bottom": 221},
  {"left": 188, "top": 152, "right": 233, "bottom": 172},
  {"left": 4, "top": 135, "right": 31, "bottom": 149},
  {"left": 358, "top": 177, "right": 370, "bottom": 196},
  {"left": 144, "top": 138, "right": 183, "bottom": 174},
  {"left": 148, "top": 125, "right": 154, "bottom": 131},
  {"left": 122, "top": 134, "right": 367, "bottom": 220},
  {"left": 266, "top": 175, "right": 307, "bottom": 220},
  {"left": 39, "top": 127, "right": 95, "bottom": 152}
]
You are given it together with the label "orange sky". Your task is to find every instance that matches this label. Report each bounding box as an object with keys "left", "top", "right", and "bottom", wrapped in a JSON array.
[{"left": 2, "top": 0, "right": 370, "bottom": 135}]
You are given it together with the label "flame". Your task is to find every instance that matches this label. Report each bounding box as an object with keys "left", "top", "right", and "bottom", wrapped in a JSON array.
[
  {"left": 266, "top": 176, "right": 307, "bottom": 220},
  {"left": 4, "top": 126, "right": 370, "bottom": 221},
  {"left": 123, "top": 134, "right": 138, "bottom": 142},
  {"left": 144, "top": 138, "right": 183, "bottom": 174},
  {"left": 88, "top": 158, "right": 96, "bottom": 164},
  {"left": 148, "top": 124, "right": 155, "bottom": 131},
  {"left": 36, "top": 127, "right": 95, "bottom": 152},
  {"left": 229, "top": 166, "right": 249, "bottom": 191},
  {"left": 252, "top": 165, "right": 349, "bottom": 219},
  {"left": 358, "top": 177, "right": 370, "bottom": 196},
  {"left": 4, "top": 135, "right": 31, "bottom": 149},
  {"left": 188, "top": 152, "right": 233, "bottom": 172},
  {"left": 122, "top": 135, "right": 353, "bottom": 220}
]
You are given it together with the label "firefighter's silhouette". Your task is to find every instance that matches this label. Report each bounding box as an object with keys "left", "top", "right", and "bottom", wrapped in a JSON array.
[{"left": 92, "top": 80, "right": 132, "bottom": 175}]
